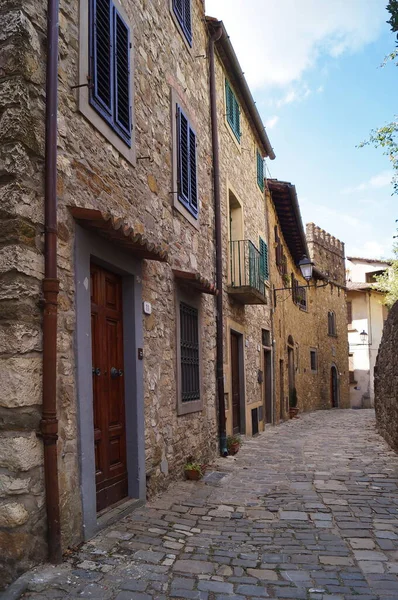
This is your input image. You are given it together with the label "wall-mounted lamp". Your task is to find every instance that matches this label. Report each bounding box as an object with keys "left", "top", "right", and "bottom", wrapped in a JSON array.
[
  {"left": 360, "top": 330, "right": 368, "bottom": 344},
  {"left": 273, "top": 255, "right": 328, "bottom": 305}
]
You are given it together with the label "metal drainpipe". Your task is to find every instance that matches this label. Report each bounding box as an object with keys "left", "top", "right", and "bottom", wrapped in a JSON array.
[
  {"left": 209, "top": 24, "right": 228, "bottom": 457},
  {"left": 40, "top": 0, "right": 62, "bottom": 563},
  {"left": 264, "top": 185, "right": 276, "bottom": 424}
]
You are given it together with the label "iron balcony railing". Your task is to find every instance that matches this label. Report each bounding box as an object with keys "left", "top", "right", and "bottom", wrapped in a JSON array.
[{"left": 229, "top": 240, "right": 265, "bottom": 297}]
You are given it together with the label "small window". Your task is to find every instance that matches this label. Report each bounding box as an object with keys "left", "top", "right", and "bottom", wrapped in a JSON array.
[
  {"left": 262, "top": 328, "right": 271, "bottom": 347},
  {"left": 180, "top": 302, "right": 200, "bottom": 402},
  {"left": 90, "top": 0, "right": 132, "bottom": 146},
  {"left": 310, "top": 350, "right": 317, "bottom": 372},
  {"left": 259, "top": 237, "right": 269, "bottom": 280},
  {"left": 172, "top": 0, "right": 192, "bottom": 46},
  {"left": 257, "top": 150, "right": 264, "bottom": 192},
  {"left": 225, "top": 79, "right": 241, "bottom": 143},
  {"left": 349, "top": 353, "right": 355, "bottom": 384},
  {"left": 292, "top": 274, "right": 307, "bottom": 310},
  {"left": 347, "top": 301, "right": 352, "bottom": 325},
  {"left": 328, "top": 311, "right": 337, "bottom": 336},
  {"left": 365, "top": 269, "right": 385, "bottom": 283},
  {"left": 176, "top": 105, "right": 198, "bottom": 218}
]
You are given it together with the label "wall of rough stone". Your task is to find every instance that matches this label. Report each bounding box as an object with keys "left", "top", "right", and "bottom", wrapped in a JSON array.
[
  {"left": 213, "top": 50, "right": 273, "bottom": 436},
  {"left": 374, "top": 301, "right": 398, "bottom": 450},
  {"left": 267, "top": 196, "right": 349, "bottom": 421},
  {"left": 0, "top": 0, "right": 218, "bottom": 587}
]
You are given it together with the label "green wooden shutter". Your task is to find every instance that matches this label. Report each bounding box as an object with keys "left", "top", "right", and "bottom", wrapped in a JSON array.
[
  {"left": 257, "top": 150, "right": 264, "bottom": 192},
  {"left": 225, "top": 79, "right": 241, "bottom": 142},
  {"left": 259, "top": 237, "right": 269, "bottom": 280}
]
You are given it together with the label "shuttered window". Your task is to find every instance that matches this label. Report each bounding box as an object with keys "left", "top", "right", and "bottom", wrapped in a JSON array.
[
  {"left": 225, "top": 79, "right": 241, "bottom": 143},
  {"left": 328, "top": 311, "right": 337, "bottom": 336},
  {"left": 257, "top": 150, "right": 264, "bottom": 192},
  {"left": 177, "top": 105, "right": 198, "bottom": 218},
  {"left": 180, "top": 302, "right": 200, "bottom": 402},
  {"left": 172, "top": 0, "right": 192, "bottom": 46},
  {"left": 90, "top": 0, "right": 132, "bottom": 146},
  {"left": 347, "top": 301, "right": 352, "bottom": 324},
  {"left": 259, "top": 237, "right": 269, "bottom": 280}
]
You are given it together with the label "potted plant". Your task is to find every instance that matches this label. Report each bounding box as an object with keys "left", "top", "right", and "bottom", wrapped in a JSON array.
[
  {"left": 289, "top": 387, "right": 299, "bottom": 419},
  {"left": 184, "top": 462, "right": 203, "bottom": 481},
  {"left": 227, "top": 435, "right": 241, "bottom": 455}
]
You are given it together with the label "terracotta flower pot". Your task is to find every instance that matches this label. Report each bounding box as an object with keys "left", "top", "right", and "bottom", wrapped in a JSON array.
[
  {"left": 228, "top": 442, "right": 240, "bottom": 455},
  {"left": 185, "top": 469, "right": 202, "bottom": 481},
  {"left": 289, "top": 407, "right": 299, "bottom": 419}
]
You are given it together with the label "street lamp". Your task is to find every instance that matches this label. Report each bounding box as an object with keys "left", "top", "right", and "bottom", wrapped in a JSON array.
[
  {"left": 360, "top": 330, "right": 368, "bottom": 344},
  {"left": 298, "top": 255, "right": 314, "bottom": 282}
]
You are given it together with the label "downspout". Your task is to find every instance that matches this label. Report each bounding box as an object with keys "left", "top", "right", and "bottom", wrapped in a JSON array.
[
  {"left": 264, "top": 185, "right": 276, "bottom": 424},
  {"left": 209, "top": 24, "right": 228, "bottom": 456},
  {"left": 40, "top": 0, "right": 62, "bottom": 562}
]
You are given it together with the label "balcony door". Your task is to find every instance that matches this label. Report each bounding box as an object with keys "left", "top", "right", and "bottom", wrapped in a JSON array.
[{"left": 231, "top": 331, "right": 242, "bottom": 434}]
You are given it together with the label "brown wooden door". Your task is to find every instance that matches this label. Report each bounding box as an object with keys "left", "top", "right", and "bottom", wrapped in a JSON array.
[
  {"left": 331, "top": 366, "right": 338, "bottom": 408},
  {"left": 91, "top": 263, "right": 128, "bottom": 512},
  {"left": 231, "top": 332, "right": 241, "bottom": 434}
]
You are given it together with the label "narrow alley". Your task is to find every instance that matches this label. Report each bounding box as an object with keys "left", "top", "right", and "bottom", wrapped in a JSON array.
[{"left": 8, "top": 410, "right": 398, "bottom": 600}]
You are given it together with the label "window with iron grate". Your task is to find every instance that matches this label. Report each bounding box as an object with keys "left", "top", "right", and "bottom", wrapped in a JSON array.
[
  {"left": 172, "top": 0, "right": 192, "bottom": 46},
  {"left": 225, "top": 79, "right": 241, "bottom": 143},
  {"left": 257, "top": 150, "right": 264, "bottom": 192},
  {"left": 328, "top": 310, "right": 337, "bottom": 336},
  {"left": 90, "top": 0, "right": 132, "bottom": 146},
  {"left": 176, "top": 105, "right": 198, "bottom": 218},
  {"left": 180, "top": 302, "right": 200, "bottom": 402}
]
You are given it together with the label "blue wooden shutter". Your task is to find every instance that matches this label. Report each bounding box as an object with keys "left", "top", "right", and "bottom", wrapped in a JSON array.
[
  {"left": 114, "top": 8, "right": 131, "bottom": 145},
  {"left": 183, "top": 0, "right": 192, "bottom": 45},
  {"left": 259, "top": 237, "right": 269, "bottom": 280},
  {"left": 177, "top": 106, "right": 190, "bottom": 206},
  {"left": 91, "top": 0, "right": 113, "bottom": 118},
  {"left": 173, "top": 0, "right": 184, "bottom": 24},
  {"left": 257, "top": 150, "right": 264, "bottom": 192},
  {"left": 189, "top": 126, "right": 198, "bottom": 215}
]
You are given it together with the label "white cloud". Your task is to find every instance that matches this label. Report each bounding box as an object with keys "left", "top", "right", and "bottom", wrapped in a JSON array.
[
  {"left": 205, "top": 0, "right": 386, "bottom": 90},
  {"left": 341, "top": 170, "right": 393, "bottom": 194},
  {"left": 275, "top": 84, "right": 311, "bottom": 107},
  {"left": 265, "top": 115, "right": 279, "bottom": 129},
  {"left": 349, "top": 240, "right": 389, "bottom": 259}
]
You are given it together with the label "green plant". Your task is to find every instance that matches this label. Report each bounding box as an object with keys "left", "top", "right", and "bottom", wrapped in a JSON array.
[
  {"left": 283, "top": 274, "right": 291, "bottom": 287},
  {"left": 184, "top": 462, "right": 203, "bottom": 474},
  {"left": 289, "top": 387, "right": 298, "bottom": 408},
  {"left": 226, "top": 435, "right": 241, "bottom": 449}
]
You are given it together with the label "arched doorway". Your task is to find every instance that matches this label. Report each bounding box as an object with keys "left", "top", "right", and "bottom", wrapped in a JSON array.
[{"left": 331, "top": 365, "right": 339, "bottom": 408}]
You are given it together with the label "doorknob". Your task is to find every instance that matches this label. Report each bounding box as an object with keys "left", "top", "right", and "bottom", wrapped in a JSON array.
[
  {"left": 110, "top": 367, "right": 123, "bottom": 379},
  {"left": 92, "top": 367, "right": 101, "bottom": 376}
]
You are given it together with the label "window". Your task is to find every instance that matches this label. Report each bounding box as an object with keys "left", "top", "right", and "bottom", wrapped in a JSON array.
[
  {"left": 225, "top": 79, "right": 241, "bottom": 143},
  {"left": 257, "top": 150, "right": 264, "bottom": 192},
  {"left": 172, "top": 0, "right": 192, "bottom": 46},
  {"left": 365, "top": 269, "right": 386, "bottom": 283},
  {"left": 310, "top": 350, "right": 317, "bottom": 372},
  {"left": 89, "top": 0, "right": 132, "bottom": 146},
  {"left": 328, "top": 311, "right": 337, "bottom": 336},
  {"left": 349, "top": 353, "right": 355, "bottom": 384},
  {"left": 259, "top": 237, "right": 269, "bottom": 280},
  {"left": 262, "top": 328, "right": 271, "bottom": 347},
  {"left": 347, "top": 301, "right": 352, "bottom": 325},
  {"left": 176, "top": 105, "right": 198, "bottom": 218},
  {"left": 177, "top": 296, "right": 202, "bottom": 415},
  {"left": 292, "top": 274, "right": 307, "bottom": 310},
  {"left": 274, "top": 226, "right": 287, "bottom": 275}
]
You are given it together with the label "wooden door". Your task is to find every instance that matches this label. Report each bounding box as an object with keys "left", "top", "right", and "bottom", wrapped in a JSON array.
[
  {"left": 91, "top": 263, "right": 128, "bottom": 512},
  {"left": 231, "top": 332, "right": 241, "bottom": 434},
  {"left": 331, "top": 366, "right": 338, "bottom": 408},
  {"left": 264, "top": 350, "right": 272, "bottom": 423},
  {"left": 279, "top": 359, "right": 284, "bottom": 419}
]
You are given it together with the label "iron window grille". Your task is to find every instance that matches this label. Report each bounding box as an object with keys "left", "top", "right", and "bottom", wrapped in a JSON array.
[
  {"left": 90, "top": 0, "right": 132, "bottom": 146},
  {"left": 328, "top": 311, "right": 337, "bottom": 336},
  {"left": 310, "top": 350, "right": 317, "bottom": 372},
  {"left": 172, "top": 0, "right": 192, "bottom": 46},
  {"left": 180, "top": 302, "right": 200, "bottom": 402},
  {"left": 176, "top": 105, "right": 198, "bottom": 218},
  {"left": 257, "top": 150, "right": 265, "bottom": 192},
  {"left": 292, "top": 274, "right": 307, "bottom": 310},
  {"left": 225, "top": 79, "right": 241, "bottom": 142}
]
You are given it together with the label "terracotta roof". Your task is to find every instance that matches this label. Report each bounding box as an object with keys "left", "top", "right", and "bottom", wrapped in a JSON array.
[
  {"left": 346, "top": 282, "right": 376, "bottom": 291},
  {"left": 69, "top": 207, "right": 168, "bottom": 262},
  {"left": 267, "top": 179, "right": 309, "bottom": 265},
  {"left": 172, "top": 269, "right": 217, "bottom": 295},
  {"left": 347, "top": 256, "right": 392, "bottom": 265}
]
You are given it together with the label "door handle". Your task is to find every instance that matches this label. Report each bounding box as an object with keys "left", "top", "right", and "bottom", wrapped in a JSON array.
[
  {"left": 92, "top": 367, "right": 101, "bottom": 376},
  {"left": 110, "top": 367, "right": 123, "bottom": 379}
]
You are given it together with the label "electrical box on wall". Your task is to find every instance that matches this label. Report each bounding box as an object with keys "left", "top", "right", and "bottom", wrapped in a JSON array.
[{"left": 143, "top": 301, "right": 152, "bottom": 315}]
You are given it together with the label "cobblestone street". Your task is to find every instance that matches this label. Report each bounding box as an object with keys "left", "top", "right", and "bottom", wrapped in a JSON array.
[{"left": 7, "top": 410, "right": 398, "bottom": 600}]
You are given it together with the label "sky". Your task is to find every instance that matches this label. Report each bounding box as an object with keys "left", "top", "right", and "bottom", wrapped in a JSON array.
[{"left": 205, "top": 0, "right": 397, "bottom": 259}]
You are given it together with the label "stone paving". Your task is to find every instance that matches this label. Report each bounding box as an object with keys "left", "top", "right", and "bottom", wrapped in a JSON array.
[{"left": 8, "top": 409, "right": 398, "bottom": 600}]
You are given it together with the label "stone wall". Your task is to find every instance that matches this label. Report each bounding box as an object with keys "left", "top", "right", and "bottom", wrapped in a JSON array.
[
  {"left": 0, "top": 0, "right": 218, "bottom": 587},
  {"left": 267, "top": 196, "right": 349, "bottom": 421},
  {"left": 374, "top": 300, "right": 398, "bottom": 450}
]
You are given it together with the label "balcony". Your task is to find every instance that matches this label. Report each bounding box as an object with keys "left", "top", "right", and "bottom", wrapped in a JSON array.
[{"left": 227, "top": 240, "right": 267, "bottom": 305}]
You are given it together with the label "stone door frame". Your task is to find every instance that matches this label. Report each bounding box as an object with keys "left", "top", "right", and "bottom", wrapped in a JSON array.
[{"left": 74, "top": 225, "right": 146, "bottom": 540}]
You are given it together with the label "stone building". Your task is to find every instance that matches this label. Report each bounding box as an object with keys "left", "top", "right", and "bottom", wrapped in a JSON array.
[
  {"left": 346, "top": 257, "right": 390, "bottom": 408},
  {"left": 0, "top": 0, "right": 222, "bottom": 586},
  {"left": 266, "top": 180, "right": 350, "bottom": 420},
  {"left": 206, "top": 18, "right": 275, "bottom": 438}
]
